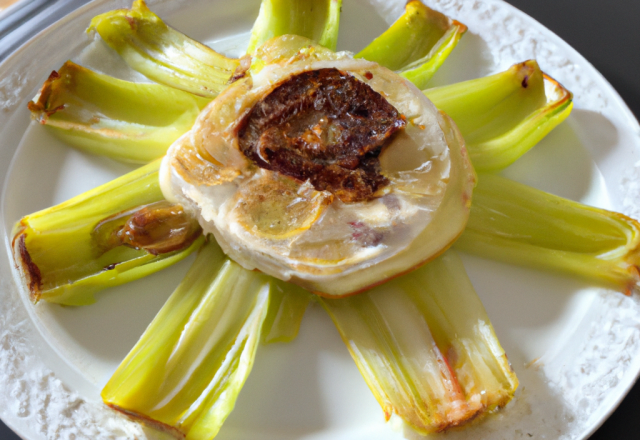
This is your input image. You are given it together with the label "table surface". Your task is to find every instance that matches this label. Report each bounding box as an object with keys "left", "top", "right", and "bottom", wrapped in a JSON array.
[{"left": 1, "top": 0, "right": 639, "bottom": 438}]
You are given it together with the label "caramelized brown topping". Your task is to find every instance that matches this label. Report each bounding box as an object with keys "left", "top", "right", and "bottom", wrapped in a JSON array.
[
  {"left": 92, "top": 201, "right": 202, "bottom": 256},
  {"left": 238, "top": 68, "right": 406, "bottom": 203}
]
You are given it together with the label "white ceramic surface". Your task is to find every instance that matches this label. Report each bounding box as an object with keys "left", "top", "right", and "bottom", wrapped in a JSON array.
[{"left": 2, "top": 0, "right": 640, "bottom": 439}]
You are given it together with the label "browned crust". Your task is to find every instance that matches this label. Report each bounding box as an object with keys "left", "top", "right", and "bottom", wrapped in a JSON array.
[
  {"left": 106, "top": 403, "right": 186, "bottom": 440},
  {"left": 12, "top": 231, "right": 42, "bottom": 303},
  {"left": 237, "top": 68, "right": 405, "bottom": 203},
  {"left": 27, "top": 69, "right": 62, "bottom": 118}
]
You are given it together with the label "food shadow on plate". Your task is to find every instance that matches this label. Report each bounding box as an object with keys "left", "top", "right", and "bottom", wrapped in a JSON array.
[
  {"left": 454, "top": 253, "right": 595, "bottom": 439},
  {"left": 161, "top": 0, "right": 259, "bottom": 46},
  {"left": 462, "top": 253, "right": 599, "bottom": 357},
  {"left": 2, "top": 123, "right": 137, "bottom": 224},
  {"left": 2, "top": 125, "right": 68, "bottom": 224},
  {"left": 428, "top": 31, "right": 495, "bottom": 88},
  {"left": 218, "top": 302, "right": 382, "bottom": 439},
  {"left": 568, "top": 109, "right": 620, "bottom": 164},
  {"left": 501, "top": 110, "right": 619, "bottom": 206},
  {"left": 34, "top": 255, "right": 194, "bottom": 373},
  {"left": 337, "top": 0, "right": 397, "bottom": 54}
]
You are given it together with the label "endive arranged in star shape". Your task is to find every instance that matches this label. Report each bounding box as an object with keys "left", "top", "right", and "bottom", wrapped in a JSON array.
[{"left": 12, "top": 0, "right": 640, "bottom": 439}]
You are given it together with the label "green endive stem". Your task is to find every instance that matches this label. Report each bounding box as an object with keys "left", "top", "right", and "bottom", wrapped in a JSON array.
[
  {"left": 11, "top": 159, "right": 203, "bottom": 306},
  {"left": 261, "top": 279, "right": 310, "bottom": 344},
  {"left": 88, "top": 0, "right": 239, "bottom": 98},
  {"left": 102, "top": 240, "right": 272, "bottom": 440},
  {"left": 28, "top": 61, "right": 209, "bottom": 163},
  {"left": 356, "top": 1, "right": 467, "bottom": 89},
  {"left": 425, "top": 60, "right": 573, "bottom": 171},
  {"left": 398, "top": 23, "right": 466, "bottom": 90},
  {"left": 247, "top": 0, "right": 342, "bottom": 54},
  {"left": 456, "top": 173, "right": 640, "bottom": 293},
  {"left": 320, "top": 250, "right": 518, "bottom": 434}
]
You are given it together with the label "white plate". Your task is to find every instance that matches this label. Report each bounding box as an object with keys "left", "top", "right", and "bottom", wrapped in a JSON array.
[{"left": 2, "top": 0, "right": 640, "bottom": 439}]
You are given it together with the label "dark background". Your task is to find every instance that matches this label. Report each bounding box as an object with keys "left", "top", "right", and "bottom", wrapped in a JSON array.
[{"left": 1, "top": 0, "right": 639, "bottom": 438}]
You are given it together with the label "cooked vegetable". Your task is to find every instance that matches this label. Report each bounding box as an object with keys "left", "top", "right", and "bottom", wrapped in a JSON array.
[
  {"left": 356, "top": 0, "right": 467, "bottom": 90},
  {"left": 88, "top": 0, "right": 239, "bottom": 97},
  {"left": 11, "top": 159, "right": 203, "bottom": 305},
  {"left": 456, "top": 173, "right": 640, "bottom": 293},
  {"left": 320, "top": 250, "right": 518, "bottom": 434},
  {"left": 247, "top": 0, "right": 342, "bottom": 54},
  {"left": 425, "top": 60, "right": 573, "bottom": 171},
  {"left": 102, "top": 240, "right": 272, "bottom": 440},
  {"left": 261, "top": 279, "right": 310, "bottom": 344},
  {"left": 28, "top": 61, "right": 209, "bottom": 163},
  {"left": 16, "top": 1, "right": 601, "bottom": 436},
  {"left": 162, "top": 40, "right": 476, "bottom": 296}
]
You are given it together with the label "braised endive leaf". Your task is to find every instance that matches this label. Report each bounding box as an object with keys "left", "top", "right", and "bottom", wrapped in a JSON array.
[
  {"left": 320, "top": 250, "right": 518, "bottom": 434},
  {"left": 11, "top": 159, "right": 203, "bottom": 305},
  {"left": 247, "top": 0, "right": 342, "bottom": 54},
  {"left": 425, "top": 60, "right": 573, "bottom": 171},
  {"left": 456, "top": 173, "right": 640, "bottom": 293},
  {"left": 261, "top": 279, "right": 310, "bottom": 344},
  {"left": 102, "top": 239, "right": 271, "bottom": 440},
  {"left": 28, "top": 61, "right": 209, "bottom": 163},
  {"left": 356, "top": 1, "right": 466, "bottom": 89},
  {"left": 398, "top": 21, "right": 466, "bottom": 90},
  {"left": 88, "top": 0, "right": 239, "bottom": 97}
]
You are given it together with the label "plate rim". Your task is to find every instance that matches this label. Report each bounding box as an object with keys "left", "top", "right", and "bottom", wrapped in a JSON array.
[{"left": 1, "top": 0, "right": 640, "bottom": 439}]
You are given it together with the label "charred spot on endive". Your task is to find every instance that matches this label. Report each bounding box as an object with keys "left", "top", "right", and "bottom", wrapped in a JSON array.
[{"left": 12, "top": 230, "right": 43, "bottom": 302}]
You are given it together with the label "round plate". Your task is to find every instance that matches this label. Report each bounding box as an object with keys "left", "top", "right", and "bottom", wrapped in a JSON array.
[{"left": 2, "top": 0, "right": 640, "bottom": 439}]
